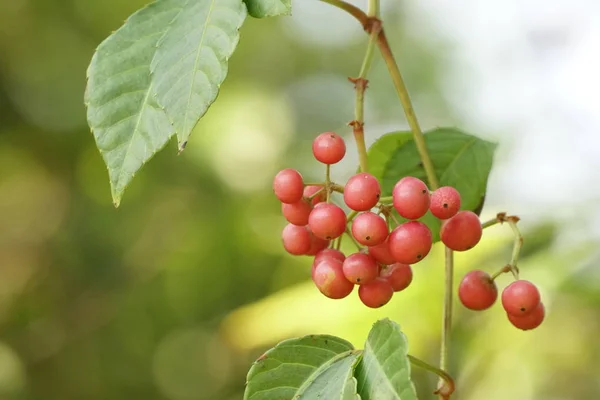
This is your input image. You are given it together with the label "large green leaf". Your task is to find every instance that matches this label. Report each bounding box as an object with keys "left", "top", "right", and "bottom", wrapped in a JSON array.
[
  {"left": 84, "top": 0, "right": 181, "bottom": 206},
  {"left": 355, "top": 319, "right": 417, "bottom": 400},
  {"left": 244, "top": 335, "right": 357, "bottom": 400},
  {"left": 151, "top": 0, "right": 247, "bottom": 149},
  {"left": 244, "top": 0, "right": 292, "bottom": 18},
  {"left": 367, "top": 131, "right": 412, "bottom": 181}
]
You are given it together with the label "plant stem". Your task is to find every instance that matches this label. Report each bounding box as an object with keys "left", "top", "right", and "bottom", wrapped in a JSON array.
[
  {"left": 440, "top": 247, "right": 453, "bottom": 373},
  {"left": 408, "top": 354, "right": 455, "bottom": 399},
  {"left": 319, "top": 0, "right": 369, "bottom": 26},
  {"left": 325, "top": 165, "right": 332, "bottom": 202},
  {"left": 345, "top": 228, "right": 362, "bottom": 250}
]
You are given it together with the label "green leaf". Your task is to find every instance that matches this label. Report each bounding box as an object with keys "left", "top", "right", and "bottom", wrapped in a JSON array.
[
  {"left": 355, "top": 319, "right": 417, "bottom": 400},
  {"left": 244, "top": 335, "right": 357, "bottom": 400},
  {"left": 243, "top": 0, "right": 292, "bottom": 18},
  {"left": 84, "top": 0, "right": 181, "bottom": 206},
  {"left": 367, "top": 131, "right": 412, "bottom": 181},
  {"left": 151, "top": 0, "right": 247, "bottom": 149}
]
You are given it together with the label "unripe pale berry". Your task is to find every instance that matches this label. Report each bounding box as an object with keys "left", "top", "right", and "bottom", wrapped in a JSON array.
[
  {"left": 367, "top": 238, "right": 396, "bottom": 265},
  {"left": 312, "top": 132, "right": 346, "bottom": 165},
  {"left": 303, "top": 185, "right": 326, "bottom": 206},
  {"left": 311, "top": 249, "right": 346, "bottom": 279},
  {"left": 351, "top": 212, "right": 389, "bottom": 246},
  {"left": 392, "top": 176, "right": 430, "bottom": 220},
  {"left": 458, "top": 270, "right": 497, "bottom": 310},
  {"left": 282, "top": 200, "right": 312, "bottom": 226},
  {"left": 388, "top": 221, "right": 432, "bottom": 264},
  {"left": 273, "top": 169, "right": 304, "bottom": 204},
  {"left": 308, "top": 203, "right": 347, "bottom": 240},
  {"left": 380, "top": 263, "right": 413, "bottom": 292},
  {"left": 358, "top": 279, "right": 394, "bottom": 308},
  {"left": 281, "top": 224, "right": 311, "bottom": 255},
  {"left": 344, "top": 173, "right": 381, "bottom": 211},
  {"left": 501, "top": 280, "right": 541, "bottom": 316},
  {"left": 305, "top": 234, "right": 329, "bottom": 256},
  {"left": 440, "top": 211, "right": 482, "bottom": 251},
  {"left": 507, "top": 302, "right": 545, "bottom": 330},
  {"left": 430, "top": 186, "right": 461, "bottom": 220},
  {"left": 312, "top": 258, "right": 354, "bottom": 299},
  {"left": 342, "top": 253, "right": 379, "bottom": 285}
]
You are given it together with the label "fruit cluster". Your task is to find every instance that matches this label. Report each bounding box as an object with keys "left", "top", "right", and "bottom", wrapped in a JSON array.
[
  {"left": 273, "top": 132, "right": 485, "bottom": 309},
  {"left": 458, "top": 270, "right": 545, "bottom": 330}
]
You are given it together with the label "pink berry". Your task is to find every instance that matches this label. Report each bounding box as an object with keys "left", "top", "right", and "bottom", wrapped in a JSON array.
[
  {"left": 458, "top": 270, "right": 497, "bottom": 310},
  {"left": 305, "top": 234, "right": 330, "bottom": 256},
  {"left": 358, "top": 279, "right": 394, "bottom": 308},
  {"left": 392, "top": 176, "right": 430, "bottom": 220},
  {"left": 282, "top": 200, "right": 312, "bottom": 226},
  {"left": 430, "top": 186, "right": 461, "bottom": 220},
  {"left": 351, "top": 212, "right": 389, "bottom": 246},
  {"left": 367, "top": 238, "right": 396, "bottom": 266},
  {"left": 342, "top": 253, "right": 379, "bottom": 285},
  {"left": 343, "top": 173, "right": 381, "bottom": 211},
  {"left": 380, "top": 263, "right": 413, "bottom": 292},
  {"left": 303, "top": 185, "right": 326, "bottom": 206},
  {"left": 501, "top": 280, "right": 541, "bottom": 316},
  {"left": 388, "top": 221, "right": 432, "bottom": 264},
  {"left": 311, "top": 249, "right": 346, "bottom": 278},
  {"left": 312, "top": 258, "right": 354, "bottom": 299},
  {"left": 281, "top": 224, "right": 311, "bottom": 255},
  {"left": 273, "top": 169, "right": 304, "bottom": 204},
  {"left": 312, "top": 132, "right": 346, "bottom": 165},
  {"left": 440, "top": 211, "right": 482, "bottom": 251},
  {"left": 507, "top": 302, "right": 545, "bottom": 330},
  {"left": 308, "top": 203, "right": 347, "bottom": 240}
]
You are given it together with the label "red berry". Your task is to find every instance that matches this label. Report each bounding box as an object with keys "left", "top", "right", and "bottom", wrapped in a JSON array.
[
  {"left": 440, "top": 211, "right": 482, "bottom": 251},
  {"left": 273, "top": 169, "right": 304, "bottom": 204},
  {"left": 358, "top": 279, "right": 394, "bottom": 308},
  {"left": 380, "top": 263, "right": 413, "bottom": 292},
  {"left": 458, "top": 270, "right": 497, "bottom": 310},
  {"left": 392, "top": 176, "right": 430, "bottom": 220},
  {"left": 306, "top": 234, "right": 329, "bottom": 256},
  {"left": 342, "top": 253, "right": 379, "bottom": 285},
  {"left": 367, "top": 238, "right": 396, "bottom": 265},
  {"left": 281, "top": 224, "right": 311, "bottom": 255},
  {"left": 312, "top": 258, "right": 354, "bottom": 299},
  {"left": 430, "top": 186, "right": 461, "bottom": 220},
  {"left": 308, "top": 203, "right": 347, "bottom": 240},
  {"left": 501, "top": 280, "right": 541, "bottom": 316},
  {"left": 343, "top": 173, "right": 381, "bottom": 211},
  {"left": 388, "top": 221, "right": 432, "bottom": 264},
  {"left": 282, "top": 200, "right": 312, "bottom": 226},
  {"left": 312, "top": 132, "right": 346, "bottom": 165},
  {"left": 507, "top": 302, "right": 545, "bottom": 330},
  {"left": 303, "top": 185, "right": 325, "bottom": 206},
  {"left": 351, "top": 212, "right": 389, "bottom": 246},
  {"left": 311, "top": 248, "right": 346, "bottom": 278}
]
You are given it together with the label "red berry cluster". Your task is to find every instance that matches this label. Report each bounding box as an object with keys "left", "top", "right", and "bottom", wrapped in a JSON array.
[
  {"left": 458, "top": 271, "right": 545, "bottom": 330},
  {"left": 274, "top": 132, "right": 490, "bottom": 309}
]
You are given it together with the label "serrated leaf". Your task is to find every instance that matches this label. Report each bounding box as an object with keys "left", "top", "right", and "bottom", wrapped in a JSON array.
[
  {"left": 355, "top": 319, "right": 417, "bottom": 400},
  {"left": 85, "top": 0, "right": 182, "bottom": 206},
  {"left": 244, "top": 335, "right": 356, "bottom": 400},
  {"left": 151, "top": 0, "right": 247, "bottom": 149},
  {"left": 244, "top": 0, "right": 292, "bottom": 18}
]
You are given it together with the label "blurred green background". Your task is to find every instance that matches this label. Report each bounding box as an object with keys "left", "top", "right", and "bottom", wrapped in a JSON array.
[{"left": 1, "top": 0, "right": 599, "bottom": 399}]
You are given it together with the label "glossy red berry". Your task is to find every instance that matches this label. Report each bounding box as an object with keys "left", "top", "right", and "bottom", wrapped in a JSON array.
[
  {"left": 312, "top": 132, "right": 346, "bottom": 165},
  {"left": 312, "top": 248, "right": 346, "bottom": 277},
  {"left": 281, "top": 224, "right": 311, "bottom": 255},
  {"left": 358, "top": 279, "right": 394, "bottom": 308},
  {"left": 282, "top": 200, "right": 312, "bottom": 226},
  {"left": 342, "top": 253, "right": 379, "bottom": 285},
  {"left": 392, "top": 176, "right": 430, "bottom": 220},
  {"left": 351, "top": 212, "right": 389, "bottom": 246},
  {"left": 458, "top": 270, "right": 497, "bottom": 310},
  {"left": 312, "top": 258, "right": 354, "bottom": 299},
  {"left": 367, "top": 238, "right": 396, "bottom": 266},
  {"left": 305, "top": 234, "right": 329, "bottom": 256},
  {"left": 303, "top": 185, "right": 325, "bottom": 206},
  {"left": 273, "top": 169, "right": 304, "bottom": 204},
  {"left": 501, "top": 280, "right": 541, "bottom": 316},
  {"left": 507, "top": 302, "right": 545, "bottom": 330},
  {"left": 440, "top": 211, "right": 482, "bottom": 251},
  {"left": 343, "top": 173, "right": 381, "bottom": 211},
  {"left": 308, "top": 203, "right": 347, "bottom": 240},
  {"left": 430, "top": 186, "right": 461, "bottom": 220},
  {"left": 380, "top": 263, "right": 413, "bottom": 292},
  {"left": 388, "top": 221, "right": 432, "bottom": 264}
]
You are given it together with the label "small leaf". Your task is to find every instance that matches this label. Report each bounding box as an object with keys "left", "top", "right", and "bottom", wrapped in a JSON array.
[
  {"left": 243, "top": 0, "right": 292, "bottom": 18},
  {"left": 151, "top": 0, "right": 247, "bottom": 149},
  {"left": 296, "top": 351, "right": 362, "bottom": 400},
  {"left": 85, "top": 0, "right": 182, "bottom": 206},
  {"left": 355, "top": 319, "right": 417, "bottom": 400},
  {"left": 244, "top": 335, "right": 356, "bottom": 400}
]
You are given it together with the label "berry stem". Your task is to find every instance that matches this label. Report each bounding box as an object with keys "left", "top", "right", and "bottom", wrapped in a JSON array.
[
  {"left": 378, "top": 195, "right": 393, "bottom": 203},
  {"left": 346, "top": 210, "right": 359, "bottom": 224},
  {"left": 407, "top": 354, "right": 455, "bottom": 400},
  {"left": 303, "top": 182, "right": 326, "bottom": 187},
  {"left": 345, "top": 228, "right": 363, "bottom": 251},
  {"left": 325, "top": 165, "right": 332, "bottom": 203},
  {"left": 307, "top": 187, "right": 325, "bottom": 201},
  {"left": 507, "top": 216, "right": 523, "bottom": 279},
  {"left": 440, "top": 247, "right": 453, "bottom": 374}
]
